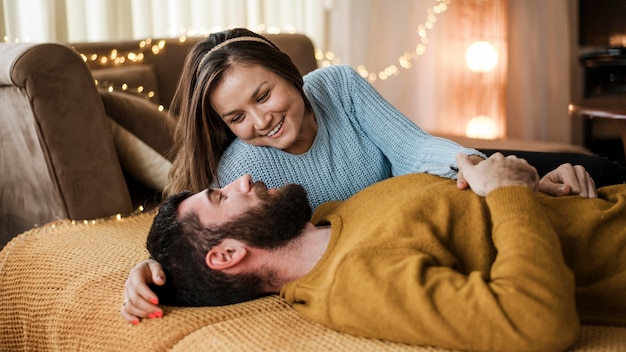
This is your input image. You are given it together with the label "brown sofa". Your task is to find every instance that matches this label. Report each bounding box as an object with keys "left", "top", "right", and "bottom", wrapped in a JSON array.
[{"left": 0, "top": 34, "right": 317, "bottom": 248}]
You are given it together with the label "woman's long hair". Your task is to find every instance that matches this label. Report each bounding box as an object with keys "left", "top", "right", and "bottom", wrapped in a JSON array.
[{"left": 164, "top": 28, "right": 313, "bottom": 197}]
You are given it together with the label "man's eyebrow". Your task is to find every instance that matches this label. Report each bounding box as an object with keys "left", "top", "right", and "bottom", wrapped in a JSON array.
[{"left": 220, "top": 81, "right": 267, "bottom": 119}]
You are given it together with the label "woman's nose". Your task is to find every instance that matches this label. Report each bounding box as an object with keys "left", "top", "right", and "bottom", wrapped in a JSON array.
[{"left": 249, "top": 110, "right": 272, "bottom": 130}]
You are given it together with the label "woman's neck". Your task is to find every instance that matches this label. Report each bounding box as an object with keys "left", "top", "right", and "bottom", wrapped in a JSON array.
[{"left": 283, "top": 110, "right": 317, "bottom": 155}]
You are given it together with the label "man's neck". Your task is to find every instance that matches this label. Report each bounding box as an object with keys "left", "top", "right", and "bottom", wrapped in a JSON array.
[{"left": 266, "top": 223, "right": 332, "bottom": 290}]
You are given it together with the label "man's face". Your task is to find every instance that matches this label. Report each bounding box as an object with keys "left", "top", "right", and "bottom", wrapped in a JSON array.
[
  {"left": 178, "top": 174, "right": 268, "bottom": 228},
  {"left": 178, "top": 174, "right": 312, "bottom": 249}
]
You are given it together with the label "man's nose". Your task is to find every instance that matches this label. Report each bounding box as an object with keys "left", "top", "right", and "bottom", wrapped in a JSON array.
[{"left": 223, "top": 174, "right": 252, "bottom": 194}]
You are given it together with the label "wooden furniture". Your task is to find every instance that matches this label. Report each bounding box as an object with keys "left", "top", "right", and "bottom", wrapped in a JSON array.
[{"left": 569, "top": 94, "right": 626, "bottom": 157}]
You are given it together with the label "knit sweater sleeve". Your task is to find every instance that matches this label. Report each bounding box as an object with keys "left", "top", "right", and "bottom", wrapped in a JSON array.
[
  {"left": 308, "top": 187, "right": 579, "bottom": 352},
  {"left": 305, "top": 65, "right": 484, "bottom": 179}
]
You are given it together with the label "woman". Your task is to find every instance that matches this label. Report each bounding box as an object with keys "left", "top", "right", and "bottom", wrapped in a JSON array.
[{"left": 121, "top": 28, "right": 596, "bottom": 324}]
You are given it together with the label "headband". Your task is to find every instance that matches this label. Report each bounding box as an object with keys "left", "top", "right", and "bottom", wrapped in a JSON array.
[{"left": 196, "top": 36, "right": 273, "bottom": 77}]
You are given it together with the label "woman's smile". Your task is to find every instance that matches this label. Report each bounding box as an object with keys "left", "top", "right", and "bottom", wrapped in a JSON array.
[{"left": 266, "top": 117, "right": 285, "bottom": 138}]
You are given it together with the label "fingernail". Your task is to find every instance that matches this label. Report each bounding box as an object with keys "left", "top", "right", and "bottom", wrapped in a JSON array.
[
  {"left": 147, "top": 313, "right": 156, "bottom": 319},
  {"left": 131, "top": 319, "right": 140, "bottom": 325},
  {"left": 154, "top": 310, "right": 163, "bottom": 318},
  {"left": 149, "top": 297, "right": 159, "bottom": 305}
]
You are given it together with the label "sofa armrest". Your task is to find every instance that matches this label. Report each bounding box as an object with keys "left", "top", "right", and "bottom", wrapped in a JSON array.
[{"left": 0, "top": 42, "right": 132, "bottom": 247}]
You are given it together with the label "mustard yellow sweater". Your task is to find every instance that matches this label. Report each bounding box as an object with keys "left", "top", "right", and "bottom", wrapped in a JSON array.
[{"left": 280, "top": 174, "right": 626, "bottom": 352}]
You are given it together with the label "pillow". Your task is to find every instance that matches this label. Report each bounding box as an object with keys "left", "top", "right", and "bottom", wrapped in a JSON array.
[
  {"left": 99, "top": 89, "right": 175, "bottom": 160},
  {"left": 100, "top": 88, "right": 176, "bottom": 192},
  {"left": 107, "top": 119, "right": 171, "bottom": 192}
]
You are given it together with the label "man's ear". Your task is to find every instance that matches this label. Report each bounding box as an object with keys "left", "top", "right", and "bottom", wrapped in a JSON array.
[{"left": 206, "top": 238, "right": 248, "bottom": 271}]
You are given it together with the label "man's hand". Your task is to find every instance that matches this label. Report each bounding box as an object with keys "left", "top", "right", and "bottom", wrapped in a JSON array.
[
  {"left": 120, "top": 259, "right": 166, "bottom": 324},
  {"left": 539, "top": 163, "right": 597, "bottom": 198},
  {"left": 456, "top": 154, "right": 485, "bottom": 190},
  {"left": 456, "top": 152, "right": 539, "bottom": 196}
]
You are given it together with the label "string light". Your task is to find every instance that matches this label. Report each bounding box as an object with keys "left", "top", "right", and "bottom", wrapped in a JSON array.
[
  {"left": 6, "top": 1, "right": 452, "bottom": 101},
  {"left": 73, "top": 0, "right": 450, "bottom": 92},
  {"left": 319, "top": 0, "right": 451, "bottom": 82},
  {"left": 53, "top": 206, "right": 145, "bottom": 228}
]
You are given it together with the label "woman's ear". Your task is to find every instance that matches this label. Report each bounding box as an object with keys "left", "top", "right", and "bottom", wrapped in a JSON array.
[{"left": 205, "top": 239, "right": 248, "bottom": 271}]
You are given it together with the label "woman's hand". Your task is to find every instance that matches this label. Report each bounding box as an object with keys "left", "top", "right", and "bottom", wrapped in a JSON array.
[
  {"left": 120, "top": 259, "right": 166, "bottom": 324},
  {"left": 539, "top": 163, "right": 597, "bottom": 198}
]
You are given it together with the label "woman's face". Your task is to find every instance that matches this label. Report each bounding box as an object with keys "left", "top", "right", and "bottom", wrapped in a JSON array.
[{"left": 209, "top": 63, "right": 316, "bottom": 155}]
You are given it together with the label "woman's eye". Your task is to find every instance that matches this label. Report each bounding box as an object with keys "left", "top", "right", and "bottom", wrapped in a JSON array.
[
  {"left": 231, "top": 114, "right": 244, "bottom": 123},
  {"left": 257, "top": 91, "right": 270, "bottom": 103}
]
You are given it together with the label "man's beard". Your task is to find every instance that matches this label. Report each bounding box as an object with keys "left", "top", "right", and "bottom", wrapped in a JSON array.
[{"left": 215, "top": 182, "right": 312, "bottom": 249}]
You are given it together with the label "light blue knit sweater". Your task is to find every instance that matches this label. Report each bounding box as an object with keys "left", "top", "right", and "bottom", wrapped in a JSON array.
[{"left": 216, "top": 65, "right": 483, "bottom": 210}]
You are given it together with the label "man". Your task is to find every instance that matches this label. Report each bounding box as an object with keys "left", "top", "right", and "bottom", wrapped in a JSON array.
[{"left": 144, "top": 153, "right": 626, "bottom": 351}]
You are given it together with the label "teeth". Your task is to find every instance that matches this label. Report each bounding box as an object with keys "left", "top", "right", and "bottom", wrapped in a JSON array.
[{"left": 266, "top": 119, "right": 283, "bottom": 137}]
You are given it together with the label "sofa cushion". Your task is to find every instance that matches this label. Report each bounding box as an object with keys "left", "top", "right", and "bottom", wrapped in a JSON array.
[
  {"left": 99, "top": 89, "right": 175, "bottom": 160},
  {"left": 108, "top": 119, "right": 171, "bottom": 192},
  {"left": 100, "top": 89, "right": 176, "bottom": 193},
  {"left": 92, "top": 64, "right": 161, "bottom": 104}
]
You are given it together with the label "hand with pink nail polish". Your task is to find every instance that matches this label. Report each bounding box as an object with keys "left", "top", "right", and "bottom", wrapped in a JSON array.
[{"left": 120, "top": 259, "right": 167, "bottom": 324}]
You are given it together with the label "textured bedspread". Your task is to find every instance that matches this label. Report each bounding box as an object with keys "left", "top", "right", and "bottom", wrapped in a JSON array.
[{"left": 0, "top": 212, "right": 624, "bottom": 351}]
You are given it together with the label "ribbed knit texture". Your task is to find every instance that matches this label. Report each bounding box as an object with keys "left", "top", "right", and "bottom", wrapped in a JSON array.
[
  {"left": 282, "top": 174, "right": 626, "bottom": 351},
  {"left": 217, "top": 65, "right": 482, "bottom": 210},
  {"left": 1, "top": 183, "right": 625, "bottom": 351}
]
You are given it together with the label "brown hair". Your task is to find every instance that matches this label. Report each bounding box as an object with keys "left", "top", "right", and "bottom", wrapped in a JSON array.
[{"left": 164, "top": 28, "right": 313, "bottom": 197}]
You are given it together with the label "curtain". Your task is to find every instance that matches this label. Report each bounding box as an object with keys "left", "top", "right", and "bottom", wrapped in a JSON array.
[
  {"left": 328, "top": 0, "right": 573, "bottom": 143},
  {"left": 506, "top": 0, "right": 573, "bottom": 143},
  {"left": 328, "top": 0, "right": 508, "bottom": 138},
  {"left": 1, "top": 0, "right": 574, "bottom": 143},
  {"left": 1, "top": 0, "right": 328, "bottom": 49}
]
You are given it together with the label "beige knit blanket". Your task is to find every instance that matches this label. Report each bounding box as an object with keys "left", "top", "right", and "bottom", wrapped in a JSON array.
[{"left": 0, "top": 212, "right": 624, "bottom": 351}]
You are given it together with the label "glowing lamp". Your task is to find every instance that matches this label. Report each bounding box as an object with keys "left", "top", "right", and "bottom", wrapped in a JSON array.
[
  {"left": 465, "top": 41, "right": 498, "bottom": 73},
  {"left": 466, "top": 115, "right": 497, "bottom": 139}
]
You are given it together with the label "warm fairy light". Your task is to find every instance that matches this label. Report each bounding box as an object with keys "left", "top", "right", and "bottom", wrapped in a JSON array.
[
  {"left": 69, "top": 0, "right": 451, "bottom": 102},
  {"left": 320, "top": 0, "right": 451, "bottom": 82}
]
